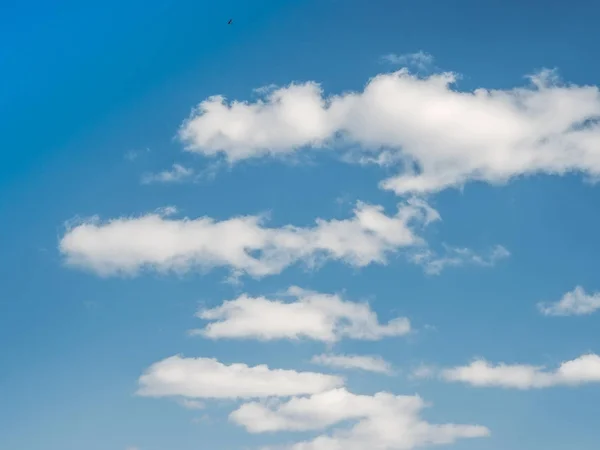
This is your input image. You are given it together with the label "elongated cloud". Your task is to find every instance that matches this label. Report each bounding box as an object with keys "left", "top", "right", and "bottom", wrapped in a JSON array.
[
  {"left": 59, "top": 199, "right": 439, "bottom": 278},
  {"left": 136, "top": 356, "right": 343, "bottom": 400},
  {"left": 311, "top": 353, "right": 394, "bottom": 374},
  {"left": 230, "top": 388, "right": 489, "bottom": 449},
  {"left": 141, "top": 164, "right": 194, "bottom": 184},
  {"left": 411, "top": 244, "right": 510, "bottom": 275},
  {"left": 538, "top": 286, "right": 600, "bottom": 316},
  {"left": 192, "top": 286, "right": 410, "bottom": 342},
  {"left": 441, "top": 353, "right": 600, "bottom": 389},
  {"left": 179, "top": 67, "right": 600, "bottom": 194}
]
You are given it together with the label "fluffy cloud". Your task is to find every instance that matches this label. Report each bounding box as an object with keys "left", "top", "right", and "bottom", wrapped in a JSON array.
[
  {"left": 441, "top": 353, "right": 600, "bottom": 389},
  {"left": 136, "top": 355, "right": 343, "bottom": 400},
  {"left": 230, "top": 388, "right": 489, "bottom": 449},
  {"left": 191, "top": 287, "right": 410, "bottom": 342},
  {"left": 141, "top": 163, "right": 194, "bottom": 184},
  {"left": 178, "top": 67, "right": 600, "bottom": 194},
  {"left": 310, "top": 353, "right": 394, "bottom": 374},
  {"left": 59, "top": 198, "right": 439, "bottom": 278},
  {"left": 538, "top": 286, "right": 600, "bottom": 316}
]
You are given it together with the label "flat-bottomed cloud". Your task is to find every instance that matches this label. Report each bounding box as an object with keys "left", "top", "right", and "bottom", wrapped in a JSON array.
[
  {"left": 137, "top": 355, "right": 344, "bottom": 400},
  {"left": 192, "top": 287, "right": 410, "bottom": 342}
]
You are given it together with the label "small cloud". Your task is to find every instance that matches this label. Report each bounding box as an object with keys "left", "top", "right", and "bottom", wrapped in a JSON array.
[
  {"left": 177, "top": 398, "right": 205, "bottom": 410},
  {"left": 141, "top": 164, "right": 194, "bottom": 184},
  {"left": 311, "top": 353, "right": 395, "bottom": 375},
  {"left": 538, "top": 286, "right": 600, "bottom": 316},
  {"left": 253, "top": 83, "right": 279, "bottom": 95},
  {"left": 154, "top": 206, "right": 178, "bottom": 217},
  {"left": 411, "top": 244, "right": 510, "bottom": 275},
  {"left": 380, "top": 51, "right": 434, "bottom": 71}
]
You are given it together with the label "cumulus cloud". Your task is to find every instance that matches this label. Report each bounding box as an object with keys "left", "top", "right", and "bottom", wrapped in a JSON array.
[
  {"left": 58, "top": 198, "right": 440, "bottom": 278},
  {"left": 441, "top": 353, "right": 600, "bottom": 389},
  {"left": 538, "top": 286, "right": 600, "bottom": 316},
  {"left": 311, "top": 353, "right": 394, "bottom": 374},
  {"left": 141, "top": 163, "right": 194, "bottom": 184},
  {"left": 137, "top": 355, "right": 343, "bottom": 400},
  {"left": 230, "top": 388, "right": 489, "bottom": 449},
  {"left": 178, "top": 67, "right": 600, "bottom": 194},
  {"left": 191, "top": 287, "right": 410, "bottom": 342},
  {"left": 411, "top": 244, "right": 510, "bottom": 274}
]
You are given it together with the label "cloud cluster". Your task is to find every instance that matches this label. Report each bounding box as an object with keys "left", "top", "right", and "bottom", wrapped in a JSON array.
[
  {"left": 441, "top": 353, "right": 600, "bottom": 389},
  {"left": 179, "top": 68, "right": 600, "bottom": 194},
  {"left": 538, "top": 286, "right": 600, "bottom": 316},
  {"left": 59, "top": 199, "right": 439, "bottom": 278},
  {"left": 191, "top": 286, "right": 410, "bottom": 342},
  {"left": 137, "top": 355, "right": 344, "bottom": 400},
  {"left": 230, "top": 388, "right": 489, "bottom": 449}
]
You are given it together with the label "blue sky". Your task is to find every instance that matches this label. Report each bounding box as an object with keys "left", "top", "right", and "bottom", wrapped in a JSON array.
[{"left": 2, "top": 0, "right": 600, "bottom": 449}]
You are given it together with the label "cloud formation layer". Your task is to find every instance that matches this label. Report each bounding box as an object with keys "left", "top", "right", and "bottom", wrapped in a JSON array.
[{"left": 179, "top": 68, "right": 600, "bottom": 194}]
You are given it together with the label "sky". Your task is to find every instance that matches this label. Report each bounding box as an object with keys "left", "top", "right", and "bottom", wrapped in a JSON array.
[{"left": 2, "top": 0, "right": 600, "bottom": 449}]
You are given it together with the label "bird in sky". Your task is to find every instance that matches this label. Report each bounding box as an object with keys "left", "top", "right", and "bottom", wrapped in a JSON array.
[{"left": 228, "top": 19, "right": 232, "bottom": 24}]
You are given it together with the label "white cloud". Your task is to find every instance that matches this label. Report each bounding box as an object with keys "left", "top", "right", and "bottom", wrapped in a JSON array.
[
  {"left": 538, "top": 286, "right": 600, "bottom": 316},
  {"left": 411, "top": 244, "right": 510, "bottom": 275},
  {"left": 441, "top": 353, "right": 600, "bottom": 389},
  {"left": 230, "top": 388, "right": 489, "bottom": 449},
  {"left": 178, "top": 68, "right": 600, "bottom": 194},
  {"left": 311, "top": 353, "right": 394, "bottom": 374},
  {"left": 59, "top": 198, "right": 439, "bottom": 278},
  {"left": 191, "top": 287, "right": 410, "bottom": 342},
  {"left": 141, "top": 163, "right": 194, "bottom": 184},
  {"left": 381, "top": 51, "right": 435, "bottom": 71},
  {"left": 177, "top": 399, "right": 205, "bottom": 410},
  {"left": 136, "top": 355, "right": 343, "bottom": 400}
]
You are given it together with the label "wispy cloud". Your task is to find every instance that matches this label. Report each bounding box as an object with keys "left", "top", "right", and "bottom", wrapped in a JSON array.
[
  {"left": 380, "top": 50, "right": 435, "bottom": 71},
  {"left": 411, "top": 244, "right": 510, "bottom": 275},
  {"left": 141, "top": 163, "right": 194, "bottom": 184},
  {"left": 311, "top": 353, "right": 395, "bottom": 374}
]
